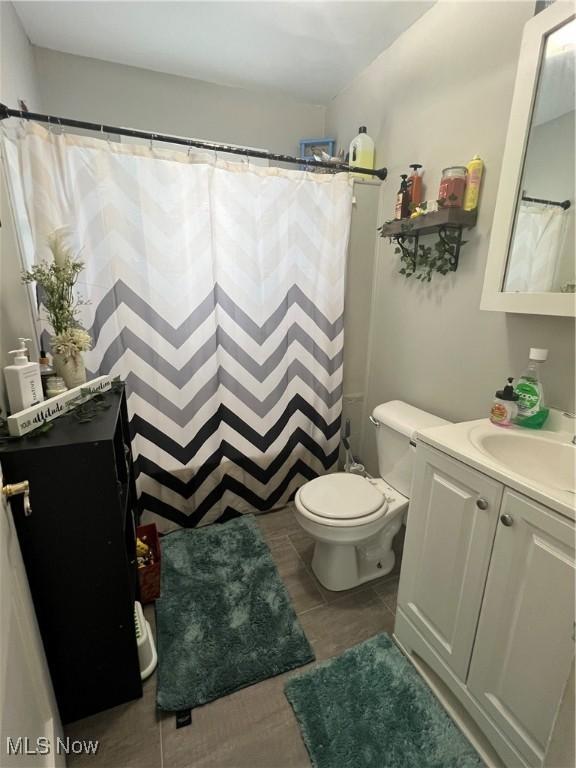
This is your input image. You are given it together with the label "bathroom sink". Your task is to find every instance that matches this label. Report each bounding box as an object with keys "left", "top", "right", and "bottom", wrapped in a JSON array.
[{"left": 472, "top": 431, "right": 576, "bottom": 493}]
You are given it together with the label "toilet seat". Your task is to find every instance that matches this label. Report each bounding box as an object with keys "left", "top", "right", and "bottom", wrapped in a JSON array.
[{"left": 296, "top": 473, "right": 389, "bottom": 527}]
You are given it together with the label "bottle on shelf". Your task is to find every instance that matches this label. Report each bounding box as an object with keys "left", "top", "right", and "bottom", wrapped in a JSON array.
[
  {"left": 463, "top": 155, "right": 484, "bottom": 211},
  {"left": 408, "top": 164, "right": 423, "bottom": 208},
  {"left": 38, "top": 348, "right": 55, "bottom": 396},
  {"left": 4, "top": 338, "right": 44, "bottom": 414},
  {"left": 395, "top": 175, "right": 411, "bottom": 220},
  {"left": 349, "top": 127, "right": 375, "bottom": 178}
]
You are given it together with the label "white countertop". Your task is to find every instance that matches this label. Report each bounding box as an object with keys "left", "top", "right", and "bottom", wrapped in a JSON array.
[{"left": 416, "top": 417, "right": 576, "bottom": 522}]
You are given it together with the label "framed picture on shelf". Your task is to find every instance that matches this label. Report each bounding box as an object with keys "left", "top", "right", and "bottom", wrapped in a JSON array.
[{"left": 299, "top": 138, "right": 336, "bottom": 170}]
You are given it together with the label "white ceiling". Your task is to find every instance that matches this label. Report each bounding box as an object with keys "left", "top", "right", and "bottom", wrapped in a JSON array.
[{"left": 14, "top": 1, "right": 434, "bottom": 104}]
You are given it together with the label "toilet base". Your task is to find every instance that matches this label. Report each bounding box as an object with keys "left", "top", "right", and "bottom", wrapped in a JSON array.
[{"left": 310, "top": 521, "right": 401, "bottom": 591}]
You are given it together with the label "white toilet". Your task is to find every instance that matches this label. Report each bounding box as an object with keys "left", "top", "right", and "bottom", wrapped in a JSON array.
[{"left": 294, "top": 400, "right": 448, "bottom": 591}]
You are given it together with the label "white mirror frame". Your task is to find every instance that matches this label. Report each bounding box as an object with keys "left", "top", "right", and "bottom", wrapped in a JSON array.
[{"left": 481, "top": 2, "right": 576, "bottom": 317}]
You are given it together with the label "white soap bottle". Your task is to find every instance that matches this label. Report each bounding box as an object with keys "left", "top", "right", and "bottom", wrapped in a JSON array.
[{"left": 4, "top": 338, "right": 44, "bottom": 413}]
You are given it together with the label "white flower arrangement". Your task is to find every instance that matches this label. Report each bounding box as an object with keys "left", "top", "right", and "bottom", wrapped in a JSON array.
[
  {"left": 22, "top": 228, "right": 92, "bottom": 361},
  {"left": 52, "top": 328, "right": 92, "bottom": 364}
]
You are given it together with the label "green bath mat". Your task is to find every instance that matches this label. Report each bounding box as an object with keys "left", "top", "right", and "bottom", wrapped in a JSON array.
[
  {"left": 155, "top": 515, "right": 314, "bottom": 711},
  {"left": 284, "top": 634, "right": 483, "bottom": 768}
]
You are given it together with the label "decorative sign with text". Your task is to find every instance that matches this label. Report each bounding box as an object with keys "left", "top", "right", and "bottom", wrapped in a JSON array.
[{"left": 7, "top": 375, "right": 113, "bottom": 437}]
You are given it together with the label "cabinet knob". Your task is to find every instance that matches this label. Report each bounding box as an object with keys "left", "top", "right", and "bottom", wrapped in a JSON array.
[
  {"left": 476, "top": 498, "right": 489, "bottom": 510},
  {"left": 500, "top": 513, "right": 514, "bottom": 527}
]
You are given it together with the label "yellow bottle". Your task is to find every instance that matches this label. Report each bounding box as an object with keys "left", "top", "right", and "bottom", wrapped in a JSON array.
[
  {"left": 463, "top": 155, "right": 484, "bottom": 211},
  {"left": 349, "top": 127, "right": 375, "bottom": 179}
]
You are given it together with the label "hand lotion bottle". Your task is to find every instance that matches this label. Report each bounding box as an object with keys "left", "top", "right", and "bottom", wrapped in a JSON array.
[{"left": 4, "top": 338, "right": 44, "bottom": 414}]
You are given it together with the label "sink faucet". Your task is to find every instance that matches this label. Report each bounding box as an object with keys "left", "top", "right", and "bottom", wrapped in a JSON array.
[{"left": 558, "top": 411, "right": 576, "bottom": 444}]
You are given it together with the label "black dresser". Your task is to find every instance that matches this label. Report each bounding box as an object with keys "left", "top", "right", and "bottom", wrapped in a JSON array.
[{"left": 0, "top": 386, "right": 143, "bottom": 723}]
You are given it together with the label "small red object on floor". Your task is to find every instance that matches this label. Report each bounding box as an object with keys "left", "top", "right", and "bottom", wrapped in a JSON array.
[{"left": 136, "top": 523, "right": 161, "bottom": 603}]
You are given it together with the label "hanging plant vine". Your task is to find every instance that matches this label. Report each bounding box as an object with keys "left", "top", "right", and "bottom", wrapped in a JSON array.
[{"left": 378, "top": 199, "right": 468, "bottom": 283}]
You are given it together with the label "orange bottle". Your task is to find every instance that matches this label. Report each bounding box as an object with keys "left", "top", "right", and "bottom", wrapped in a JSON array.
[{"left": 409, "top": 164, "right": 423, "bottom": 207}]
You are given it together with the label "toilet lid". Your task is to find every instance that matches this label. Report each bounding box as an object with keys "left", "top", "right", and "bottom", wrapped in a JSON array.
[{"left": 299, "top": 473, "right": 385, "bottom": 520}]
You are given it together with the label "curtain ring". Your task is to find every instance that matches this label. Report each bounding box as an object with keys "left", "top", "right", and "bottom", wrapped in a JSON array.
[{"left": 47, "top": 115, "right": 53, "bottom": 134}]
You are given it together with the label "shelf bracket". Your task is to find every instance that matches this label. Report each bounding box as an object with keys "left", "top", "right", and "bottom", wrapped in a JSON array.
[
  {"left": 390, "top": 233, "right": 419, "bottom": 276},
  {"left": 438, "top": 225, "right": 464, "bottom": 272}
]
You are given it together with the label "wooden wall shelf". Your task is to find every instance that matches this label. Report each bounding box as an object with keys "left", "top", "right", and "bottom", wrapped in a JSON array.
[
  {"left": 378, "top": 208, "right": 478, "bottom": 277},
  {"left": 378, "top": 208, "right": 477, "bottom": 238}
]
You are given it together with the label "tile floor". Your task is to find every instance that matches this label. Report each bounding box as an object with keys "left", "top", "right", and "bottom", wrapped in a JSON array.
[{"left": 66, "top": 507, "right": 404, "bottom": 768}]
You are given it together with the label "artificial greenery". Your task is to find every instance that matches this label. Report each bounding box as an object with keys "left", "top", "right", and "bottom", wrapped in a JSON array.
[
  {"left": 22, "top": 230, "right": 92, "bottom": 364},
  {"left": 394, "top": 230, "right": 464, "bottom": 282},
  {"left": 72, "top": 379, "right": 123, "bottom": 422},
  {"left": 72, "top": 391, "right": 112, "bottom": 422},
  {"left": 379, "top": 199, "right": 467, "bottom": 283}
]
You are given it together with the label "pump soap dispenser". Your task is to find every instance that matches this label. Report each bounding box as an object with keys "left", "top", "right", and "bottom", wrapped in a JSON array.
[
  {"left": 490, "top": 378, "right": 519, "bottom": 427},
  {"left": 4, "top": 338, "right": 44, "bottom": 414}
]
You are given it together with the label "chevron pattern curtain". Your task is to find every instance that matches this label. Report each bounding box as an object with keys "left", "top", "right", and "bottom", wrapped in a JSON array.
[{"left": 3, "top": 123, "right": 353, "bottom": 529}]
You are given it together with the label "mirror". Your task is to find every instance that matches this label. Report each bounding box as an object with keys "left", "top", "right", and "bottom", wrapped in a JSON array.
[
  {"left": 503, "top": 18, "right": 575, "bottom": 295},
  {"left": 481, "top": 2, "right": 576, "bottom": 316}
]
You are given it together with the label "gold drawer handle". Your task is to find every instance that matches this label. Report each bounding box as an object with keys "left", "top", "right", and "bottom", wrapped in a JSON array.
[
  {"left": 2, "top": 481, "right": 29, "bottom": 498},
  {"left": 2, "top": 481, "right": 32, "bottom": 516}
]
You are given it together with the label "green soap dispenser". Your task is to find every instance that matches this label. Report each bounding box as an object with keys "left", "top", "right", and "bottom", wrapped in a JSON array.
[{"left": 513, "top": 348, "right": 549, "bottom": 429}]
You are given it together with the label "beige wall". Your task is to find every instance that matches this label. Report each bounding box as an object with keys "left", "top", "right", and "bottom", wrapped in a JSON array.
[
  {"left": 343, "top": 181, "right": 379, "bottom": 460},
  {"left": 33, "top": 47, "right": 325, "bottom": 156},
  {"left": 326, "top": 0, "right": 576, "bottom": 472},
  {"left": 0, "top": 2, "right": 41, "bottom": 412}
]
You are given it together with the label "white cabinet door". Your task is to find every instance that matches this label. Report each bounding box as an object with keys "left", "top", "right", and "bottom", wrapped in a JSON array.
[
  {"left": 468, "top": 490, "right": 575, "bottom": 767},
  {"left": 397, "top": 444, "right": 502, "bottom": 681}
]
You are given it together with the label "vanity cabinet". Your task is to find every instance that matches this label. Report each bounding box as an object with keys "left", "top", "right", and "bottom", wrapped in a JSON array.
[
  {"left": 396, "top": 443, "right": 575, "bottom": 768},
  {"left": 467, "top": 490, "right": 575, "bottom": 766},
  {"left": 398, "top": 447, "right": 502, "bottom": 680}
]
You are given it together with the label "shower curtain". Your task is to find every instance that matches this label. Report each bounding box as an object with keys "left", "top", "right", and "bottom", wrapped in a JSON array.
[
  {"left": 505, "top": 200, "right": 570, "bottom": 292},
  {"left": 2, "top": 122, "right": 352, "bottom": 529}
]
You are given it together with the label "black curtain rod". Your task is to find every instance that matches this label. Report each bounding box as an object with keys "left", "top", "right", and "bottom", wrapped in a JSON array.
[
  {"left": 0, "top": 103, "right": 387, "bottom": 181},
  {"left": 522, "top": 194, "right": 571, "bottom": 210}
]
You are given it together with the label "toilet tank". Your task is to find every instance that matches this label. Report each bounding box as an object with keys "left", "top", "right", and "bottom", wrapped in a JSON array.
[{"left": 372, "top": 400, "right": 449, "bottom": 498}]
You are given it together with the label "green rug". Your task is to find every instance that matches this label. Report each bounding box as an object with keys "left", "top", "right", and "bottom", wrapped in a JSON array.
[
  {"left": 155, "top": 515, "right": 314, "bottom": 711},
  {"left": 284, "top": 634, "right": 483, "bottom": 768}
]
